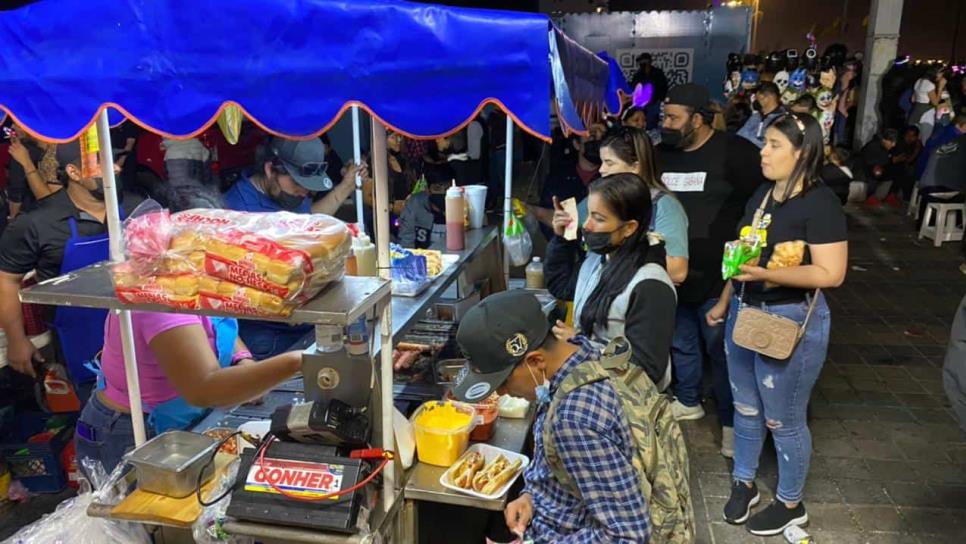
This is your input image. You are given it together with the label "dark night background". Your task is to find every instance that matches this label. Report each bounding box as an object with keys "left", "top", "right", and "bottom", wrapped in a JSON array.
[{"left": 3, "top": 0, "right": 964, "bottom": 61}]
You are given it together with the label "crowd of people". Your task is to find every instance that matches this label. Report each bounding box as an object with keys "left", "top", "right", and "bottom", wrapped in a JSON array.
[{"left": 0, "top": 47, "right": 860, "bottom": 540}]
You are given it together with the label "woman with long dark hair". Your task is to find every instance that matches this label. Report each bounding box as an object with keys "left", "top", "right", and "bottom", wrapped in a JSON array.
[
  {"left": 544, "top": 173, "right": 677, "bottom": 389},
  {"left": 707, "top": 113, "right": 847, "bottom": 535},
  {"left": 597, "top": 127, "right": 690, "bottom": 283}
]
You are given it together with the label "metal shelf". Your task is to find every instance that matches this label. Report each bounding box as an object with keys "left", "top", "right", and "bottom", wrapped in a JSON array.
[{"left": 19, "top": 262, "right": 391, "bottom": 327}]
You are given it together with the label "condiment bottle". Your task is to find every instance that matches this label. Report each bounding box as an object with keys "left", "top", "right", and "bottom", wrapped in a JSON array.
[
  {"left": 352, "top": 234, "right": 377, "bottom": 277},
  {"left": 445, "top": 181, "right": 465, "bottom": 251},
  {"left": 525, "top": 257, "right": 545, "bottom": 289}
]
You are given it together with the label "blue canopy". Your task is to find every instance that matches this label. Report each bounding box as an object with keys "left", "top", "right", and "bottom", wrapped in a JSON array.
[{"left": 0, "top": 0, "right": 608, "bottom": 143}]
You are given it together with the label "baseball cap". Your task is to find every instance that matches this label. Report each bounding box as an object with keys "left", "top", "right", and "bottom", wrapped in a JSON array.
[
  {"left": 55, "top": 141, "right": 83, "bottom": 168},
  {"left": 269, "top": 137, "right": 333, "bottom": 191},
  {"left": 451, "top": 291, "right": 551, "bottom": 403},
  {"left": 664, "top": 83, "right": 711, "bottom": 110}
]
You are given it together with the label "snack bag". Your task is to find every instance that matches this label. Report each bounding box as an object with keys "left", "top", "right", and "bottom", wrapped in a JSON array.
[
  {"left": 721, "top": 209, "right": 771, "bottom": 280},
  {"left": 198, "top": 276, "right": 295, "bottom": 317}
]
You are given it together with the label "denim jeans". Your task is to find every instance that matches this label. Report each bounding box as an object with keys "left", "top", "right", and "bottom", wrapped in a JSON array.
[
  {"left": 75, "top": 392, "right": 153, "bottom": 480},
  {"left": 239, "top": 322, "right": 313, "bottom": 360},
  {"left": 671, "top": 297, "right": 734, "bottom": 427},
  {"left": 725, "top": 293, "right": 831, "bottom": 503}
]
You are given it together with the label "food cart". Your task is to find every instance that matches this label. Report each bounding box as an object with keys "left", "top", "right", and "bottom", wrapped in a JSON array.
[{"left": 0, "top": 0, "right": 612, "bottom": 541}]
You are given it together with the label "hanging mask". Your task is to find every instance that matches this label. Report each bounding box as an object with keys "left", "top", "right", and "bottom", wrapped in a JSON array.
[
  {"left": 818, "top": 68, "right": 835, "bottom": 89},
  {"left": 773, "top": 70, "right": 790, "bottom": 93},
  {"left": 816, "top": 87, "right": 836, "bottom": 110},
  {"left": 789, "top": 68, "right": 808, "bottom": 93},
  {"left": 740, "top": 68, "right": 759, "bottom": 90}
]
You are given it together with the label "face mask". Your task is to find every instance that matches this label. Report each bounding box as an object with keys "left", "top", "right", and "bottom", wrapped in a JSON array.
[
  {"left": 660, "top": 122, "right": 695, "bottom": 149},
  {"left": 584, "top": 228, "right": 623, "bottom": 254},
  {"left": 270, "top": 175, "right": 305, "bottom": 210},
  {"left": 752, "top": 100, "right": 763, "bottom": 113},
  {"left": 89, "top": 179, "right": 106, "bottom": 202},
  {"left": 273, "top": 190, "right": 304, "bottom": 211},
  {"left": 526, "top": 363, "right": 550, "bottom": 405}
]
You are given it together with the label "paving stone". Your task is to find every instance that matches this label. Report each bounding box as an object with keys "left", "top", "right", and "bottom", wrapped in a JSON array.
[
  {"left": 852, "top": 504, "right": 905, "bottom": 532},
  {"left": 883, "top": 481, "right": 943, "bottom": 508},
  {"left": 864, "top": 459, "right": 920, "bottom": 482},
  {"left": 898, "top": 507, "right": 965, "bottom": 535},
  {"left": 709, "top": 522, "right": 767, "bottom": 544},
  {"left": 804, "top": 502, "right": 859, "bottom": 531},
  {"left": 837, "top": 478, "right": 893, "bottom": 505},
  {"left": 928, "top": 484, "right": 966, "bottom": 508},
  {"left": 851, "top": 439, "right": 905, "bottom": 460},
  {"left": 822, "top": 457, "right": 874, "bottom": 480},
  {"left": 802, "top": 477, "right": 843, "bottom": 502}
]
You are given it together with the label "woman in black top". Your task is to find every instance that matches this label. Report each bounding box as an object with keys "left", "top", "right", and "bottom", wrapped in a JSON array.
[
  {"left": 544, "top": 173, "right": 677, "bottom": 389},
  {"left": 709, "top": 113, "right": 847, "bottom": 535}
]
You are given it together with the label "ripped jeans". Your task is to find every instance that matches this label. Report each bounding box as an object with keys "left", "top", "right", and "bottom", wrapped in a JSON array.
[{"left": 724, "top": 293, "right": 830, "bottom": 503}]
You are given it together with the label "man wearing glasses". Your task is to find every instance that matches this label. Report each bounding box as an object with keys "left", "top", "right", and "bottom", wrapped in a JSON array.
[{"left": 223, "top": 136, "right": 365, "bottom": 358}]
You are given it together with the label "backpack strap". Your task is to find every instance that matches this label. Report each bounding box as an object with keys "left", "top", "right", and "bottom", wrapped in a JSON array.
[{"left": 541, "top": 357, "right": 609, "bottom": 500}]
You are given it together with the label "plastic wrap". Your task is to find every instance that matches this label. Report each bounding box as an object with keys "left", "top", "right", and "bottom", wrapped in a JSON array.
[
  {"left": 3, "top": 460, "right": 150, "bottom": 544},
  {"left": 112, "top": 202, "right": 351, "bottom": 316}
]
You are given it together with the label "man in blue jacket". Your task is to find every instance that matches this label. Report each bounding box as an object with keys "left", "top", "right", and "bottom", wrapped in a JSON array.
[{"left": 224, "top": 136, "right": 364, "bottom": 359}]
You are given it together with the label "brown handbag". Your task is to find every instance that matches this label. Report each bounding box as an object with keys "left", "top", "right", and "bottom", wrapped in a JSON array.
[
  {"left": 730, "top": 188, "right": 820, "bottom": 360},
  {"left": 732, "top": 289, "right": 820, "bottom": 360}
]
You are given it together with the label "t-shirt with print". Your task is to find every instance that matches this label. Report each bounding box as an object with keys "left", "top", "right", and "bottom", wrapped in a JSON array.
[
  {"left": 658, "top": 132, "right": 765, "bottom": 304},
  {"left": 733, "top": 183, "right": 847, "bottom": 305}
]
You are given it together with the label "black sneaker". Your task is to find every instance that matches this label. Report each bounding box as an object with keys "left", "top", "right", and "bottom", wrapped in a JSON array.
[
  {"left": 723, "top": 479, "right": 760, "bottom": 524},
  {"left": 746, "top": 500, "right": 808, "bottom": 536}
]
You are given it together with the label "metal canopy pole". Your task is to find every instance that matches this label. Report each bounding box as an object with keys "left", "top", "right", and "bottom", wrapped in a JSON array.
[
  {"left": 502, "top": 117, "right": 514, "bottom": 285},
  {"left": 96, "top": 110, "right": 147, "bottom": 446},
  {"left": 370, "top": 119, "right": 395, "bottom": 512},
  {"left": 352, "top": 106, "right": 365, "bottom": 232}
]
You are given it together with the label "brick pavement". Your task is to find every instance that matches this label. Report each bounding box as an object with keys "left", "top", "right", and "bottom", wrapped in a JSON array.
[{"left": 685, "top": 205, "right": 966, "bottom": 543}]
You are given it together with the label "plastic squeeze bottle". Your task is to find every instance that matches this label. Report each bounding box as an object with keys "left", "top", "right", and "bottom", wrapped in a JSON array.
[
  {"left": 353, "top": 234, "right": 378, "bottom": 277},
  {"left": 445, "top": 181, "right": 465, "bottom": 251}
]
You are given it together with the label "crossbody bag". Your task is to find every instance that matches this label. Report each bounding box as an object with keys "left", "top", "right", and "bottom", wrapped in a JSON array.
[{"left": 731, "top": 189, "right": 820, "bottom": 360}]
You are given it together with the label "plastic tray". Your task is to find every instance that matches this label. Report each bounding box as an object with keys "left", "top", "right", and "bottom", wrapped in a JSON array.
[{"left": 438, "top": 443, "right": 529, "bottom": 500}]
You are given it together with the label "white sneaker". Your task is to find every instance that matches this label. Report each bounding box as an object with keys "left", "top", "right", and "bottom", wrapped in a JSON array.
[
  {"left": 721, "top": 426, "right": 735, "bottom": 458},
  {"left": 671, "top": 400, "right": 706, "bottom": 421}
]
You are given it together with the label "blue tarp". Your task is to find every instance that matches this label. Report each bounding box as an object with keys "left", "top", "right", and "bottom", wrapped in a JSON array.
[{"left": 0, "top": 0, "right": 592, "bottom": 142}]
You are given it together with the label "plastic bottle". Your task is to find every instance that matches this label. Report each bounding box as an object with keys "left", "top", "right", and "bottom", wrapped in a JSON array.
[
  {"left": 353, "top": 234, "right": 378, "bottom": 277},
  {"left": 445, "top": 181, "right": 465, "bottom": 251},
  {"left": 346, "top": 317, "right": 369, "bottom": 356},
  {"left": 525, "top": 257, "right": 545, "bottom": 289}
]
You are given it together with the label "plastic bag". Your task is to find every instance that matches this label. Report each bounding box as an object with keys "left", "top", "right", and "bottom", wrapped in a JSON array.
[
  {"left": 504, "top": 215, "right": 532, "bottom": 267},
  {"left": 112, "top": 203, "right": 351, "bottom": 316},
  {"left": 192, "top": 458, "right": 254, "bottom": 544},
  {"left": 4, "top": 459, "right": 150, "bottom": 544}
]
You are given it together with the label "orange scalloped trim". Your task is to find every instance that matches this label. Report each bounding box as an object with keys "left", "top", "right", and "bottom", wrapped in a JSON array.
[{"left": 0, "top": 98, "right": 553, "bottom": 145}]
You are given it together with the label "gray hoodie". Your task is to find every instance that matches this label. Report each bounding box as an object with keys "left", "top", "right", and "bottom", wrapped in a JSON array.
[{"left": 943, "top": 294, "right": 966, "bottom": 435}]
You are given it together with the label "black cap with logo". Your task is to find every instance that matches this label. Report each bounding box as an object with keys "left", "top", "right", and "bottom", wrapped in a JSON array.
[{"left": 450, "top": 290, "right": 551, "bottom": 403}]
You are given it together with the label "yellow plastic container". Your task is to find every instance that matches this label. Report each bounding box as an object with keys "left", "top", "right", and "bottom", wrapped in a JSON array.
[{"left": 411, "top": 401, "right": 478, "bottom": 467}]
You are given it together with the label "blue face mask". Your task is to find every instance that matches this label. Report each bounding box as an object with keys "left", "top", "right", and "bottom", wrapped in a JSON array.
[{"left": 527, "top": 364, "right": 551, "bottom": 406}]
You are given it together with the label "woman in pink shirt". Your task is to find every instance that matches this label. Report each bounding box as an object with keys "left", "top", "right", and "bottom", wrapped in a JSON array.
[{"left": 74, "top": 185, "right": 303, "bottom": 475}]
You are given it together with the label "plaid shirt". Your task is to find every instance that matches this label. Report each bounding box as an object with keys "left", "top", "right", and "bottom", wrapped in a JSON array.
[{"left": 523, "top": 337, "right": 650, "bottom": 543}]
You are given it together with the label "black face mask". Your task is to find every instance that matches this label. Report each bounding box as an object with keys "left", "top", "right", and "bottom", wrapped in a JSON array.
[
  {"left": 584, "top": 228, "right": 622, "bottom": 255},
  {"left": 273, "top": 189, "right": 304, "bottom": 211},
  {"left": 89, "top": 179, "right": 106, "bottom": 202},
  {"left": 581, "top": 139, "right": 602, "bottom": 166},
  {"left": 660, "top": 123, "right": 695, "bottom": 149},
  {"left": 752, "top": 100, "right": 763, "bottom": 113}
]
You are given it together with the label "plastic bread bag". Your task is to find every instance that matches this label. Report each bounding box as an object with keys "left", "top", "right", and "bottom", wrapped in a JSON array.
[
  {"left": 504, "top": 214, "right": 532, "bottom": 267},
  {"left": 171, "top": 209, "right": 351, "bottom": 302},
  {"left": 390, "top": 243, "right": 431, "bottom": 296},
  {"left": 4, "top": 459, "right": 150, "bottom": 544}
]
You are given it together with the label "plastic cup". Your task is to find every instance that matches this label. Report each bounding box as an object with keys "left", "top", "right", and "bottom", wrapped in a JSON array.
[{"left": 464, "top": 185, "right": 488, "bottom": 229}]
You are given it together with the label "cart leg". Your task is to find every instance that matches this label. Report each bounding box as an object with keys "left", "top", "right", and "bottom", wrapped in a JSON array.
[{"left": 397, "top": 499, "right": 419, "bottom": 543}]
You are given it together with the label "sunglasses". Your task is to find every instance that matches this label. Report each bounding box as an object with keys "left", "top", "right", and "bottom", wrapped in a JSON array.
[{"left": 277, "top": 158, "right": 328, "bottom": 178}]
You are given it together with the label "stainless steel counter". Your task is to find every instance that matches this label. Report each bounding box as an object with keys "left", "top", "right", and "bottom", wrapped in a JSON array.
[{"left": 404, "top": 410, "right": 533, "bottom": 511}]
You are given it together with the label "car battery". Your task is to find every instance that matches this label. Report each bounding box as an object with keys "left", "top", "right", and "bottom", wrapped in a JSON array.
[{"left": 226, "top": 441, "right": 365, "bottom": 533}]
